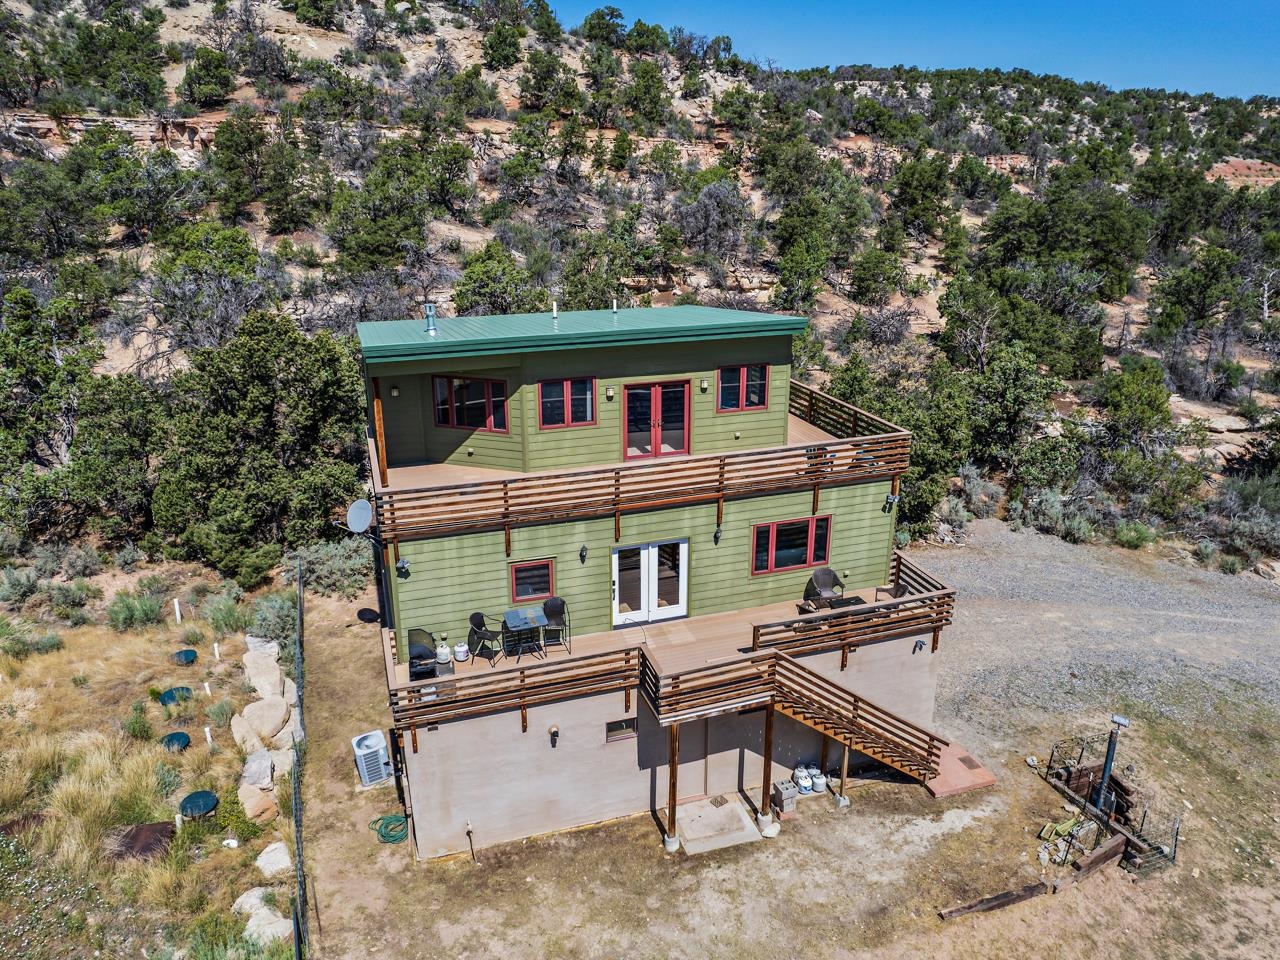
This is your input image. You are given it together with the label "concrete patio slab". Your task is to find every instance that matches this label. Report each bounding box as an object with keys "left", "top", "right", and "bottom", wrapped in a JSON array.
[
  {"left": 927, "top": 744, "right": 997, "bottom": 798},
  {"left": 676, "top": 795, "right": 762, "bottom": 854}
]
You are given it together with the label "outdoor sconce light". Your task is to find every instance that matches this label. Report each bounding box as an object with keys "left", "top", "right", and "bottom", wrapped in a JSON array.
[
  {"left": 395, "top": 557, "right": 411, "bottom": 576},
  {"left": 389, "top": 385, "right": 400, "bottom": 398},
  {"left": 699, "top": 378, "right": 709, "bottom": 392},
  {"left": 885, "top": 493, "right": 901, "bottom": 507},
  {"left": 549, "top": 725, "right": 560, "bottom": 748},
  {"left": 605, "top": 385, "right": 616, "bottom": 401},
  {"left": 913, "top": 637, "right": 926, "bottom": 654},
  {"left": 579, "top": 545, "right": 589, "bottom": 563},
  {"left": 713, "top": 525, "right": 722, "bottom": 545}
]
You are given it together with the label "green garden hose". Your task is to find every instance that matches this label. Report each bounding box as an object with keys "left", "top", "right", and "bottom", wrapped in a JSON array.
[{"left": 369, "top": 813, "right": 409, "bottom": 844}]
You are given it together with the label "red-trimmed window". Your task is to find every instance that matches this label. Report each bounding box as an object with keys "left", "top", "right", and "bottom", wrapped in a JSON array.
[
  {"left": 539, "top": 377, "right": 596, "bottom": 428},
  {"left": 718, "top": 364, "right": 769, "bottom": 412},
  {"left": 510, "top": 559, "right": 554, "bottom": 603},
  {"left": 432, "top": 376, "right": 508, "bottom": 433},
  {"left": 751, "top": 516, "right": 831, "bottom": 574}
]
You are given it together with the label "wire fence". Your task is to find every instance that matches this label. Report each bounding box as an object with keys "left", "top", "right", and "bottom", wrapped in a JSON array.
[{"left": 291, "top": 560, "right": 310, "bottom": 959}]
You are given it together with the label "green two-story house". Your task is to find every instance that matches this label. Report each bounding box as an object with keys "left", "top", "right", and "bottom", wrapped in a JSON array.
[{"left": 356, "top": 305, "right": 987, "bottom": 859}]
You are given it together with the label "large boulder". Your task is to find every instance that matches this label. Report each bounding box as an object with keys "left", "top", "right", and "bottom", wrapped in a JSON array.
[
  {"left": 255, "top": 841, "right": 293, "bottom": 879},
  {"left": 242, "top": 697, "right": 290, "bottom": 741},
  {"left": 237, "top": 783, "right": 279, "bottom": 824},
  {"left": 271, "top": 713, "right": 304, "bottom": 750},
  {"left": 241, "top": 749, "right": 275, "bottom": 790},
  {"left": 283, "top": 676, "right": 298, "bottom": 706},
  {"left": 231, "top": 713, "right": 265, "bottom": 754},
  {"left": 232, "top": 887, "right": 269, "bottom": 915},
  {"left": 233, "top": 887, "right": 292, "bottom": 944},
  {"left": 243, "top": 650, "right": 284, "bottom": 699},
  {"left": 270, "top": 748, "right": 295, "bottom": 782}
]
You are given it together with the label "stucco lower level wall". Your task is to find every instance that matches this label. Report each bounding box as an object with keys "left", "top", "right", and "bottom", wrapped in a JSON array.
[{"left": 401, "top": 631, "right": 940, "bottom": 858}]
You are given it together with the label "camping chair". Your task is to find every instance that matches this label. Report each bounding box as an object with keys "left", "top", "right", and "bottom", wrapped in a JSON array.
[
  {"left": 542, "top": 597, "right": 571, "bottom": 653},
  {"left": 806, "top": 567, "right": 845, "bottom": 609},
  {"left": 468, "top": 612, "right": 504, "bottom": 667}
]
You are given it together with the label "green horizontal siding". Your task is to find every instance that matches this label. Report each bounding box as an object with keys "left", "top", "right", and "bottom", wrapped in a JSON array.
[
  {"left": 374, "top": 337, "right": 795, "bottom": 473},
  {"left": 390, "top": 482, "right": 896, "bottom": 659}
]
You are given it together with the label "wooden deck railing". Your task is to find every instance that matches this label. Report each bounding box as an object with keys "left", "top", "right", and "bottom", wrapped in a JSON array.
[
  {"left": 751, "top": 553, "right": 955, "bottom": 657},
  {"left": 372, "top": 382, "right": 909, "bottom": 544},
  {"left": 388, "top": 647, "right": 642, "bottom": 729}
]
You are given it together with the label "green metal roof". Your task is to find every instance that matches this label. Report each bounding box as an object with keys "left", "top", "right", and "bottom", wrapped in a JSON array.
[{"left": 357, "top": 305, "right": 808, "bottom": 363}]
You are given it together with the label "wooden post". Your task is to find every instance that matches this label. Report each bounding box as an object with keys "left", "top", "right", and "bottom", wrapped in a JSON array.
[
  {"left": 839, "top": 744, "right": 850, "bottom": 800},
  {"left": 819, "top": 738, "right": 829, "bottom": 779},
  {"left": 667, "top": 723, "right": 680, "bottom": 839},
  {"left": 761, "top": 704, "right": 774, "bottom": 818},
  {"left": 371, "top": 378, "right": 389, "bottom": 489}
]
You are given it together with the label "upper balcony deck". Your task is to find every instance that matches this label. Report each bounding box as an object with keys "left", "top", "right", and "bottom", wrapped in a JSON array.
[{"left": 369, "top": 381, "right": 911, "bottom": 546}]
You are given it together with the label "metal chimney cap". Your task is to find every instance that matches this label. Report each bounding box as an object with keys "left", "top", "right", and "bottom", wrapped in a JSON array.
[{"left": 425, "top": 302, "right": 437, "bottom": 336}]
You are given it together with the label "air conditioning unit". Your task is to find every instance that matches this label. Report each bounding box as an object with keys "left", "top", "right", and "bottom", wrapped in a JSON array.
[{"left": 352, "top": 730, "right": 392, "bottom": 787}]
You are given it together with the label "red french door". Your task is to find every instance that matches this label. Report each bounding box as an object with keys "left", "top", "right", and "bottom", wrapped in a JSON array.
[{"left": 624, "top": 381, "right": 689, "bottom": 459}]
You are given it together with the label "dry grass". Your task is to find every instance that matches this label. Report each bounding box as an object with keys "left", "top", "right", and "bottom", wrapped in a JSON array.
[{"left": 0, "top": 569, "right": 296, "bottom": 956}]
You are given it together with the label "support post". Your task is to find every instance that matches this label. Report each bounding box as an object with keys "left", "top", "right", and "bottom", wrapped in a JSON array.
[
  {"left": 760, "top": 704, "right": 774, "bottom": 825},
  {"left": 371, "top": 378, "right": 389, "bottom": 489},
  {"left": 665, "top": 723, "right": 680, "bottom": 851},
  {"left": 835, "top": 744, "right": 850, "bottom": 809}
]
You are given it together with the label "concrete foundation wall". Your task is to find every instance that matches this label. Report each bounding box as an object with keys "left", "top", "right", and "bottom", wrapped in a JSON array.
[{"left": 402, "top": 633, "right": 939, "bottom": 858}]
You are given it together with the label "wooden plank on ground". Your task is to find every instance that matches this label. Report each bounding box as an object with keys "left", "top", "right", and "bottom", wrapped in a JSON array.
[
  {"left": 939, "top": 881, "right": 1049, "bottom": 921},
  {"left": 1072, "top": 832, "right": 1128, "bottom": 877}
]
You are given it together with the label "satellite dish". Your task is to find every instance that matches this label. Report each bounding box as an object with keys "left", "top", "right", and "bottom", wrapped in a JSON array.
[{"left": 346, "top": 499, "right": 373, "bottom": 534}]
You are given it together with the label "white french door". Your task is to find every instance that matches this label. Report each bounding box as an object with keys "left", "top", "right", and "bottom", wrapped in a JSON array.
[{"left": 611, "top": 539, "right": 689, "bottom": 626}]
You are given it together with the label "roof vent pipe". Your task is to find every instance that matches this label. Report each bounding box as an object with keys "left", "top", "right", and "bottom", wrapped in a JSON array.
[
  {"left": 612, "top": 298, "right": 618, "bottom": 314},
  {"left": 552, "top": 301, "right": 558, "bottom": 319},
  {"left": 425, "top": 303, "right": 437, "bottom": 336}
]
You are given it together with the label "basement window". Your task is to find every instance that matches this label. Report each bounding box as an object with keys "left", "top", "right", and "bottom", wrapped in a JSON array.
[{"left": 605, "top": 718, "right": 637, "bottom": 742}]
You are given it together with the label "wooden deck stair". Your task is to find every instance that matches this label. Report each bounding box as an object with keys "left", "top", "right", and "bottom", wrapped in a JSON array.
[{"left": 770, "top": 654, "right": 946, "bottom": 782}]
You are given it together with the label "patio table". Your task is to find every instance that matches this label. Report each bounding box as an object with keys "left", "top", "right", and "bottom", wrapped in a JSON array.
[{"left": 502, "top": 607, "right": 549, "bottom": 661}]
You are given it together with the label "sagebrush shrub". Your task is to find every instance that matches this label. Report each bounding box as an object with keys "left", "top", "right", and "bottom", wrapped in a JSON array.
[
  {"left": 113, "top": 543, "right": 143, "bottom": 572},
  {"left": 1113, "top": 520, "right": 1156, "bottom": 550},
  {"left": 107, "top": 590, "right": 165, "bottom": 632},
  {"left": 202, "top": 590, "right": 250, "bottom": 636},
  {"left": 0, "top": 566, "right": 37, "bottom": 608},
  {"left": 252, "top": 592, "right": 297, "bottom": 644},
  {"left": 282, "top": 538, "right": 372, "bottom": 599},
  {"left": 936, "top": 496, "right": 972, "bottom": 531},
  {"left": 62, "top": 546, "right": 101, "bottom": 579},
  {"left": 958, "top": 464, "right": 1002, "bottom": 519},
  {"left": 32, "top": 542, "right": 67, "bottom": 580}
]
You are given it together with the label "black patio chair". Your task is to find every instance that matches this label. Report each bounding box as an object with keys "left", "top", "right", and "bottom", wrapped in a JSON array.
[
  {"left": 468, "top": 612, "right": 504, "bottom": 667},
  {"left": 542, "top": 597, "right": 571, "bottom": 654},
  {"left": 806, "top": 567, "right": 845, "bottom": 609}
]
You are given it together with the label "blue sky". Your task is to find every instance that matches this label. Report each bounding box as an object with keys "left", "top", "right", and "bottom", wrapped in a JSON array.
[{"left": 553, "top": 1, "right": 1279, "bottom": 98}]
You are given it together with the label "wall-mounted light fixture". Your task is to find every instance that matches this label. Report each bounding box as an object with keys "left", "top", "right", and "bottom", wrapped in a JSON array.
[
  {"left": 579, "top": 545, "right": 589, "bottom": 563},
  {"left": 604, "top": 385, "right": 616, "bottom": 401},
  {"left": 699, "top": 377, "right": 709, "bottom": 392},
  {"left": 395, "top": 558, "right": 411, "bottom": 576},
  {"left": 548, "top": 725, "right": 560, "bottom": 748},
  {"left": 884, "top": 493, "right": 901, "bottom": 507},
  {"left": 389, "top": 385, "right": 400, "bottom": 398},
  {"left": 713, "top": 525, "right": 722, "bottom": 545}
]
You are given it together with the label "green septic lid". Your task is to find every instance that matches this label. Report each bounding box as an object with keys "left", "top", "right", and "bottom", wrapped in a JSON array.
[
  {"left": 160, "top": 731, "right": 190, "bottom": 752},
  {"left": 179, "top": 790, "right": 218, "bottom": 819},
  {"left": 158, "top": 687, "right": 193, "bottom": 706}
]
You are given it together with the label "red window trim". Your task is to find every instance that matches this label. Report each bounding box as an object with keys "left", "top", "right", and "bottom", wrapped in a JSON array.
[
  {"left": 716, "top": 364, "right": 770, "bottom": 414},
  {"left": 537, "top": 377, "right": 598, "bottom": 430},
  {"left": 510, "top": 559, "right": 555, "bottom": 604},
  {"left": 621, "top": 380, "right": 691, "bottom": 461},
  {"left": 750, "top": 515, "right": 832, "bottom": 575},
  {"left": 431, "top": 375, "right": 509, "bottom": 434}
]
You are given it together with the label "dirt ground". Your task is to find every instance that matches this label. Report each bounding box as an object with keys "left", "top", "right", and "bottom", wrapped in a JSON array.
[{"left": 302, "top": 523, "right": 1280, "bottom": 960}]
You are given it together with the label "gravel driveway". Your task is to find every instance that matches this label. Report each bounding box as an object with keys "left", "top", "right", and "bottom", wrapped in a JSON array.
[{"left": 914, "top": 520, "right": 1280, "bottom": 748}]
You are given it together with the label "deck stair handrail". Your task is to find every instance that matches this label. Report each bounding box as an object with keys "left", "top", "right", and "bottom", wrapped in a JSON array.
[
  {"left": 649, "top": 649, "right": 946, "bottom": 782},
  {"left": 373, "top": 382, "right": 910, "bottom": 543}
]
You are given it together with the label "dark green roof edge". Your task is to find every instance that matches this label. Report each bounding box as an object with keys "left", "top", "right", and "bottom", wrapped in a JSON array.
[{"left": 356, "top": 307, "right": 809, "bottom": 364}]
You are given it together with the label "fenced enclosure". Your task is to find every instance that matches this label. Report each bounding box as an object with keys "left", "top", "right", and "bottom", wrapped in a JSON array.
[{"left": 290, "top": 561, "right": 310, "bottom": 959}]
